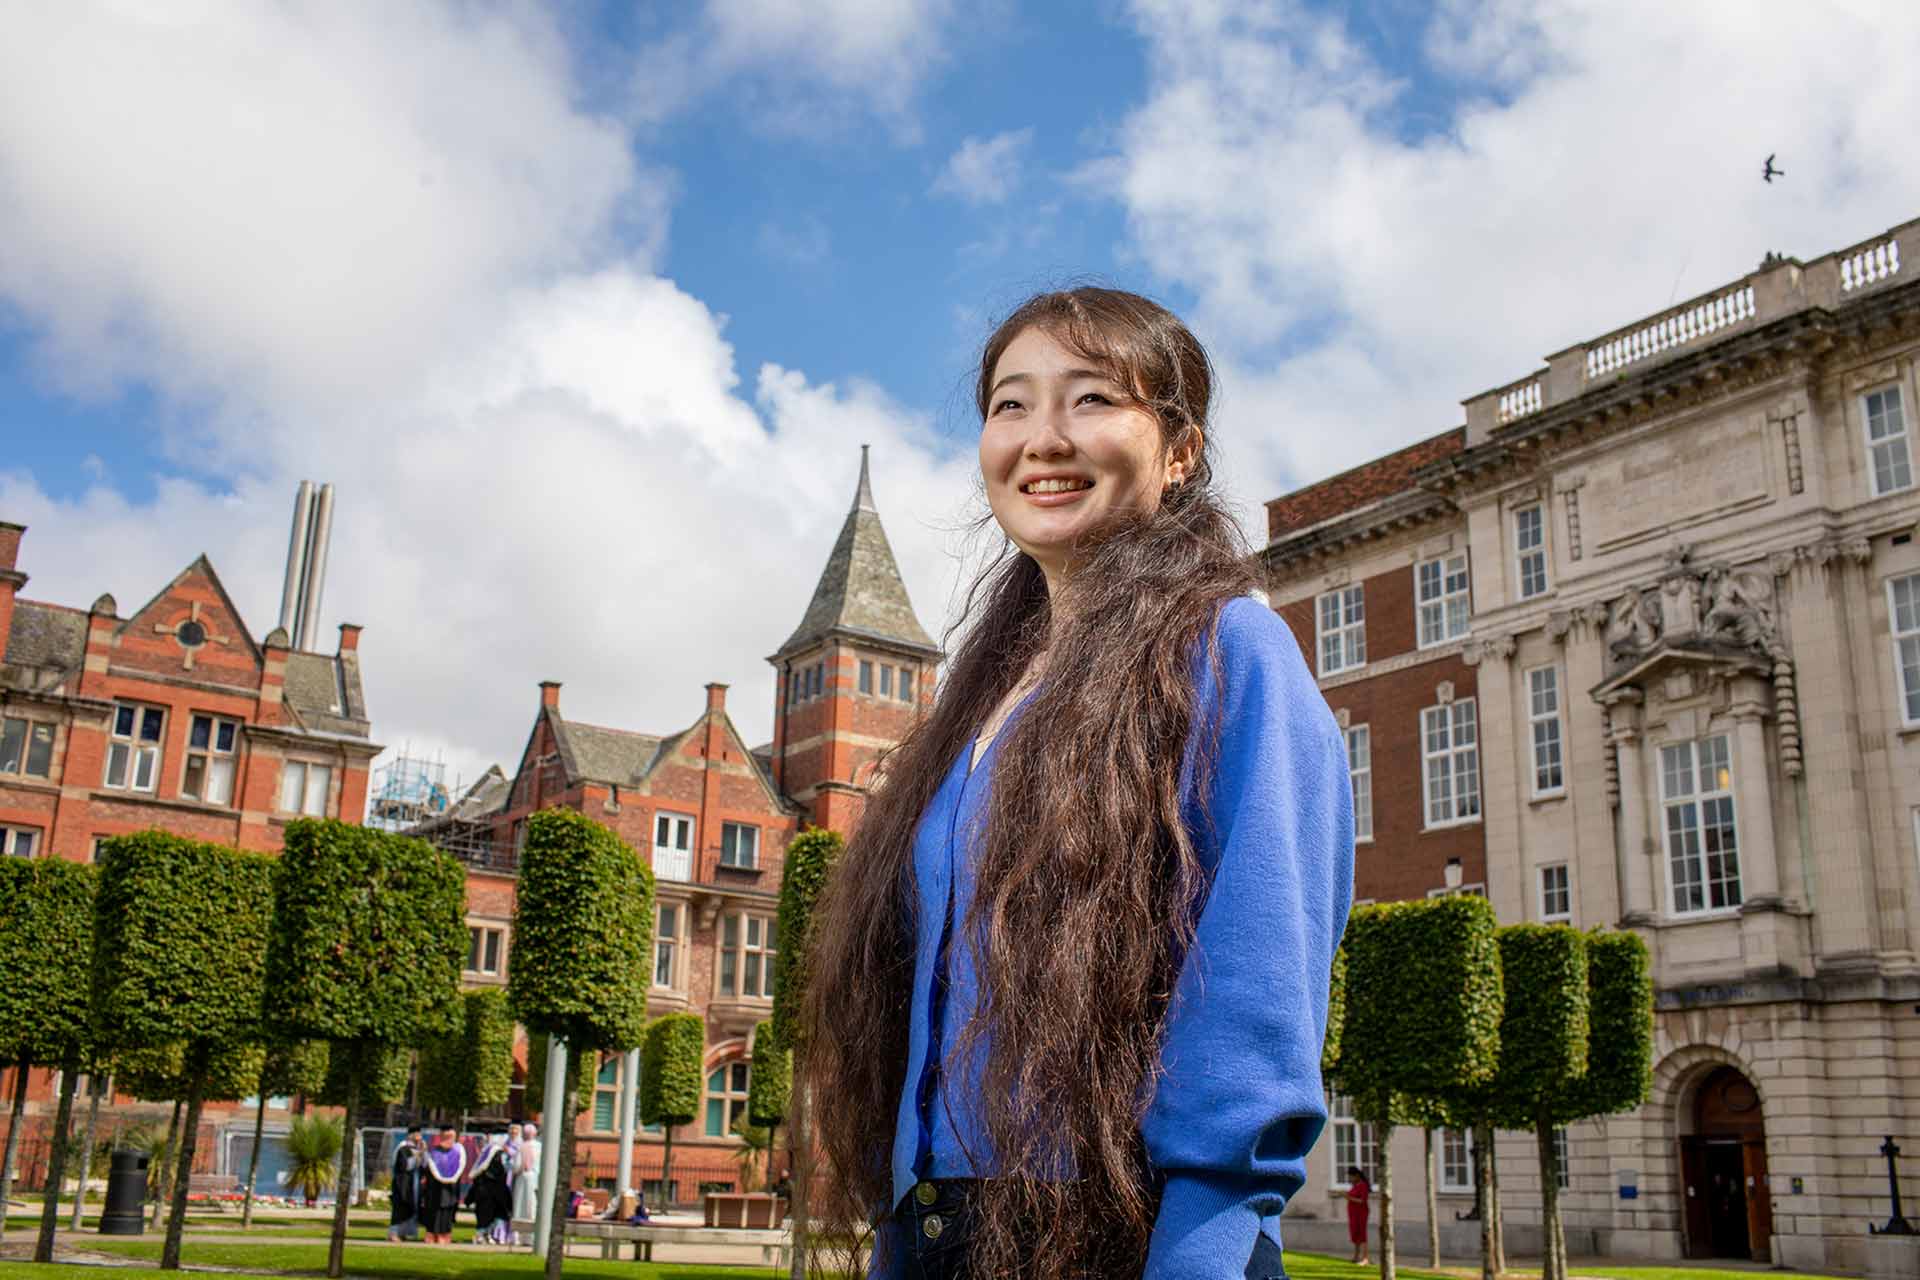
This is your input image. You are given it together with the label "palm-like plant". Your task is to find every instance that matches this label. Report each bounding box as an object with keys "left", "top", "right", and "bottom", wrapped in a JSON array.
[
  {"left": 730, "top": 1113, "right": 772, "bottom": 1191},
  {"left": 283, "top": 1114, "right": 343, "bottom": 1206}
]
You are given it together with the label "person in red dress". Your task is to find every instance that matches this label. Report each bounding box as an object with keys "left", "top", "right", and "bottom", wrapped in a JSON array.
[{"left": 1345, "top": 1166, "right": 1372, "bottom": 1264}]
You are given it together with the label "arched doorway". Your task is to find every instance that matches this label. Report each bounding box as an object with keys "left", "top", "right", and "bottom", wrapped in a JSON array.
[{"left": 1678, "top": 1066, "right": 1771, "bottom": 1261}]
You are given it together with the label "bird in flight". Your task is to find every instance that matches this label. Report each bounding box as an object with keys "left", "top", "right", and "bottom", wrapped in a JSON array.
[{"left": 1763, "top": 154, "right": 1785, "bottom": 183}]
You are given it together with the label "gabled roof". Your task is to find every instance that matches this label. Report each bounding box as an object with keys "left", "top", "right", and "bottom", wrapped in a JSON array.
[
  {"left": 774, "top": 447, "right": 938, "bottom": 661},
  {"left": 119, "top": 554, "right": 264, "bottom": 667},
  {"left": 449, "top": 765, "right": 511, "bottom": 822},
  {"left": 549, "top": 713, "right": 665, "bottom": 788},
  {"left": 282, "top": 650, "right": 371, "bottom": 738},
  {"left": 1, "top": 600, "right": 86, "bottom": 695}
]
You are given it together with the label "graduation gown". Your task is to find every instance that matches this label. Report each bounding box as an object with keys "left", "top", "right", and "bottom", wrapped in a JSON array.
[
  {"left": 418, "top": 1143, "right": 468, "bottom": 1235},
  {"left": 466, "top": 1145, "right": 513, "bottom": 1233},
  {"left": 388, "top": 1144, "right": 421, "bottom": 1228}
]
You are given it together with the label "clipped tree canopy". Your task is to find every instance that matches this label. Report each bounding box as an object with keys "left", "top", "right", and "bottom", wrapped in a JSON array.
[
  {"left": 524, "top": 1031, "right": 597, "bottom": 1117},
  {"left": 1568, "top": 930, "right": 1654, "bottom": 1118},
  {"left": 747, "top": 1021, "right": 791, "bottom": 1128},
  {"left": 259, "top": 1040, "right": 331, "bottom": 1101},
  {"left": 1341, "top": 896, "right": 1502, "bottom": 1116},
  {"left": 417, "top": 989, "right": 516, "bottom": 1114},
  {"left": 1490, "top": 925, "right": 1590, "bottom": 1129},
  {"left": 118, "top": 1041, "right": 267, "bottom": 1104},
  {"left": 320, "top": 1041, "right": 413, "bottom": 1107},
  {"left": 0, "top": 857, "right": 96, "bottom": 1066},
  {"left": 771, "top": 826, "right": 841, "bottom": 1050},
  {"left": 1321, "top": 944, "right": 1346, "bottom": 1079},
  {"left": 265, "top": 819, "right": 466, "bottom": 1045},
  {"left": 509, "top": 810, "right": 653, "bottom": 1053},
  {"left": 94, "top": 832, "right": 273, "bottom": 1052},
  {"left": 639, "top": 1013, "right": 704, "bottom": 1129}
]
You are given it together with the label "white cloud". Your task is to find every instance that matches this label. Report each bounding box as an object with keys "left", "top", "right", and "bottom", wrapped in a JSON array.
[
  {"left": 0, "top": 1, "right": 978, "bottom": 793},
  {"left": 631, "top": 0, "right": 958, "bottom": 141},
  {"left": 1105, "top": 0, "right": 1920, "bottom": 535},
  {"left": 933, "top": 128, "right": 1035, "bottom": 206}
]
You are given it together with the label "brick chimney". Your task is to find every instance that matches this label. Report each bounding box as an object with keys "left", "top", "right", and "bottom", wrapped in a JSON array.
[
  {"left": 337, "top": 622, "right": 362, "bottom": 653},
  {"left": 0, "top": 522, "right": 23, "bottom": 659},
  {"left": 540, "top": 680, "right": 562, "bottom": 710},
  {"left": 705, "top": 682, "right": 728, "bottom": 714}
]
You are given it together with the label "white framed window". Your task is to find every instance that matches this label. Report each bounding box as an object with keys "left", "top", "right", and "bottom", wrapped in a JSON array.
[
  {"left": 1528, "top": 666, "right": 1565, "bottom": 796},
  {"left": 1553, "top": 1127, "right": 1571, "bottom": 1190},
  {"left": 1440, "top": 1128, "right": 1474, "bottom": 1193},
  {"left": 654, "top": 902, "right": 681, "bottom": 989},
  {"left": 1316, "top": 585, "right": 1366, "bottom": 676},
  {"left": 880, "top": 664, "right": 894, "bottom": 697},
  {"left": 1346, "top": 725, "right": 1372, "bottom": 842},
  {"left": 1890, "top": 573, "right": 1920, "bottom": 725},
  {"left": 0, "top": 716, "right": 54, "bottom": 779},
  {"left": 719, "top": 912, "right": 777, "bottom": 998},
  {"left": 277, "top": 760, "right": 331, "bottom": 816},
  {"left": 1329, "top": 1093, "right": 1378, "bottom": 1188},
  {"left": 592, "top": 1053, "right": 623, "bottom": 1133},
  {"left": 182, "top": 714, "right": 239, "bottom": 805},
  {"left": 705, "top": 1061, "right": 750, "bottom": 1137},
  {"left": 720, "top": 821, "right": 759, "bottom": 870},
  {"left": 1514, "top": 504, "right": 1549, "bottom": 599},
  {"left": 898, "top": 666, "right": 915, "bottom": 701},
  {"left": 1865, "top": 385, "right": 1913, "bottom": 497},
  {"left": 465, "top": 923, "right": 505, "bottom": 977},
  {"left": 1660, "top": 735, "right": 1741, "bottom": 915},
  {"left": 104, "top": 702, "right": 165, "bottom": 792},
  {"left": 653, "top": 812, "right": 693, "bottom": 881},
  {"left": 858, "top": 660, "right": 873, "bottom": 694},
  {"left": 1539, "top": 863, "right": 1572, "bottom": 922},
  {"left": 2, "top": 825, "right": 40, "bottom": 858},
  {"left": 1421, "top": 699, "right": 1481, "bottom": 827},
  {"left": 1416, "top": 552, "right": 1471, "bottom": 648}
]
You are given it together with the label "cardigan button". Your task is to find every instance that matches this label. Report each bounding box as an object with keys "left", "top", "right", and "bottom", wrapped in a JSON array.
[
  {"left": 914, "top": 1181, "right": 938, "bottom": 1206},
  {"left": 923, "top": 1215, "right": 944, "bottom": 1240}
]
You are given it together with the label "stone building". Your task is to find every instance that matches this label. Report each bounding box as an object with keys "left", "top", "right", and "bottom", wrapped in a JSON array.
[
  {"left": 1264, "top": 217, "right": 1920, "bottom": 1273},
  {"left": 416, "top": 447, "right": 940, "bottom": 1205},
  {"left": 0, "top": 516, "right": 378, "bottom": 1186}
]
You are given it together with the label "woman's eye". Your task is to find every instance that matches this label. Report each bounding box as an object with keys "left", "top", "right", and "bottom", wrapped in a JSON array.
[
  {"left": 993, "top": 398, "right": 1023, "bottom": 414},
  {"left": 1077, "top": 392, "right": 1112, "bottom": 406}
]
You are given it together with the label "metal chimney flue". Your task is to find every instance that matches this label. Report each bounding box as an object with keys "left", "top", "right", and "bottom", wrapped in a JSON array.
[
  {"left": 278, "top": 481, "right": 315, "bottom": 637},
  {"left": 278, "top": 481, "right": 336, "bottom": 651}
]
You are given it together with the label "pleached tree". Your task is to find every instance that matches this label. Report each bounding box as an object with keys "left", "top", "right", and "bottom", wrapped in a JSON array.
[
  {"left": 416, "top": 988, "right": 516, "bottom": 1118},
  {"left": 769, "top": 825, "right": 841, "bottom": 1280},
  {"left": 118, "top": 1040, "right": 267, "bottom": 1229},
  {"left": 93, "top": 832, "right": 273, "bottom": 1271},
  {"left": 241, "top": 1040, "right": 329, "bottom": 1227},
  {"left": 639, "top": 1012, "right": 705, "bottom": 1211},
  {"left": 0, "top": 857, "right": 96, "bottom": 1260},
  {"left": 1337, "top": 896, "right": 1504, "bottom": 1280},
  {"left": 747, "top": 1019, "right": 791, "bottom": 1192},
  {"left": 265, "top": 818, "right": 465, "bottom": 1279},
  {"left": 508, "top": 809, "right": 653, "bottom": 1280}
]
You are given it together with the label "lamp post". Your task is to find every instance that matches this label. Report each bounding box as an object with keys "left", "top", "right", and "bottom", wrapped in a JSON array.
[{"left": 1871, "top": 1136, "right": 1916, "bottom": 1236}]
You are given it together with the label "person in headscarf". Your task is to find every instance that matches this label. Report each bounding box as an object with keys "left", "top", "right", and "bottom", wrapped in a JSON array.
[
  {"left": 417, "top": 1126, "right": 468, "bottom": 1244},
  {"left": 466, "top": 1131, "right": 515, "bottom": 1245},
  {"left": 511, "top": 1121, "right": 542, "bottom": 1243},
  {"left": 386, "top": 1128, "right": 423, "bottom": 1242}
]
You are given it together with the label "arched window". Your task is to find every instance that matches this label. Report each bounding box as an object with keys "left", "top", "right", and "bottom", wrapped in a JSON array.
[{"left": 705, "top": 1059, "right": 750, "bottom": 1137}]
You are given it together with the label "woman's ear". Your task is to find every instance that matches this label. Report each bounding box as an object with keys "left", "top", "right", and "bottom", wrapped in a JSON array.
[{"left": 1165, "top": 426, "right": 1203, "bottom": 487}]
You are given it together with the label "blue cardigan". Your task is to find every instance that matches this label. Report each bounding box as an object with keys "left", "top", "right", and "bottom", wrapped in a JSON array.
[{"left": 875, "top": 598, "right": 1355, "bottom": 1277}]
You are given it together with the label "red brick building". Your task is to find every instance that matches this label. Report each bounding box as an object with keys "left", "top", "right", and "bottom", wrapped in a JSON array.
[
  {"left": 417, "top": 448, "right": 940, "bottom": 1203},
  {"left": 0, "top": 516, "right": 379, "bottom": 1186}
]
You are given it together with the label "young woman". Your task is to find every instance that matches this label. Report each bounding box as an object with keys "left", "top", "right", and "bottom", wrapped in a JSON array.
[
  {"left": 1346, "top": 1166, "right": 1372, "bottom": 1265},
  {"left": 801, "top": 288, "right": 1354, "bottom": 1280}
]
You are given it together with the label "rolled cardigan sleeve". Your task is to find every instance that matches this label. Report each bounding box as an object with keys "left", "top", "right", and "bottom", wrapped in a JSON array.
[{"left": 1141, "top": 598, "right": 1356, "bottom": 1278}]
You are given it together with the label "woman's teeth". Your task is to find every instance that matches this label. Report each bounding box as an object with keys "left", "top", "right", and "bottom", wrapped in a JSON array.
[{"left": 1022, "top": 478, "right": 1092, "bottom": 494}]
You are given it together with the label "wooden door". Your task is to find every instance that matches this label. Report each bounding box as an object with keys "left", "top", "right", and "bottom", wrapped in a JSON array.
[
  {"left": 1743, "top": 1140, "right": 1773, "bottom": 1263},
  {"left": 1680, "top": 1137, "right": 1713, "bottom": 1259}
]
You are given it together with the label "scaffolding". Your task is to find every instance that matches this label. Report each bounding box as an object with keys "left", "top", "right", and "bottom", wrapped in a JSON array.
[
  {"left": 369, "top": 751, "right": 515, "bottom": 873},
  {"left": 367, "top": 750, "right": 454, "bottom": 833}
]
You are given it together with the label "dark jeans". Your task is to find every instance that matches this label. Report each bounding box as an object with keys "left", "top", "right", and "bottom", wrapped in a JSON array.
[{"left": 890, "top": 1180, "right": 1288, "bottom": 1280}]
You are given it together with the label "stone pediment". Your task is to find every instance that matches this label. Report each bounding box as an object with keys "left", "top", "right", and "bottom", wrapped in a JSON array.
[{"left": 1590, "top": 642, "right": 1774, "bottom": 705}]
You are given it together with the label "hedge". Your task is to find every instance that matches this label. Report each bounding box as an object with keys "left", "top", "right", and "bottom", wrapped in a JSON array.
[
  {"left": 264, "top": 819, "right": 466, "bottom": 1045},
  {"left": 1490, "top": 925, "right": 1590, "bottom": 1129},
  {"left": 320, "top": 1041, "right": 413, "bottom": 1106},
  {"left": 640, "top": 1013, "right": 705, "bottom": 1129},
  {"left": 94, "top": 832, "right": 273, "bottom": 1051},
  {"left": 417, "top": 989, "right": 515, "bottom": 1114},
  {"left": 508, "top": 809, "right": 653, "bottom": 1053},
  {"left": 523, "top": 1031, "right": 597, "bottom": 1117},
  {"left": 748, "top": 1021, "right": 791, "bottom": 1129},
  {"left": 0, "top": 857, "right": 95, "bottom": 1068},
  {"left": 1321, "top": 944, "right": 1346, "bottom": 1078},
  {"left": 1569, "top": 930, "right": 1654, "bottom": 1117},
  {"left": 771, "top": 827, "right": 841, "bottom": 1050}
]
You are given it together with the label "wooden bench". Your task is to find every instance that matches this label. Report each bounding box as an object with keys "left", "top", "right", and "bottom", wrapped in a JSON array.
[
  {"left": 562, "top": 1219, "right": 792, "bottom": 1265},
  {"left": 704, "top": 1191, "right": 788, "bottom": 1228}
]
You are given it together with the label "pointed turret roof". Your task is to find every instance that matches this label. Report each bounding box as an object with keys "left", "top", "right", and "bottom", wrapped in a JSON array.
[{"left": 774, "top": 446, "right": 939, "bottom": 660}]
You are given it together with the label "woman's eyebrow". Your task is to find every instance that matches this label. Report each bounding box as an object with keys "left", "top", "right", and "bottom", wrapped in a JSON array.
[{"left": 989, "top": 367, "right": 1116, "bottom": 398}]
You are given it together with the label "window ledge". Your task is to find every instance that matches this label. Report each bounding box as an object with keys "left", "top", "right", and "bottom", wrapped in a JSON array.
[
  {"left": 1896, "top": 722, "right": 1920, "bottom": 740},
  {"left": 1529, "top": 790, "right": 1569, "bottom": 807},
  {"left": 1662, "top": 907, "right": 1743, "bottom": 925},
  {"left": 91, "top": 789, "right": 243, "bottom": 819},
  {"left": 0, "top": 776, "right": 59, "bottom": 795},
  {"left": 1421, "top": 816, "right": 1484, "bottom": 832}
]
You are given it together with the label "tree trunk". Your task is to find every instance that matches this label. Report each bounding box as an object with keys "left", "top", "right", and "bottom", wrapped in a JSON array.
[
  {"left": 1489, "top": 1130, "right": 1505, "bottom": 1275},
  {"left": 325, "top": 1057, "right": 361, "bottom": 1279},
  {"left": 33, "top": 1055, "right": 82, "bottom": 1260},
  {"left": 788, "top": 1084, "right": 809, "bottom": 1280},
  {"left": 1535, "top": 1123, "right": 1562, "bottom": 1280},
  {"left": 0, "top": 1062, "right": 30, "bottom": 1237},
  {"left": 150, "top": 1098, "right": 183, "bottom": 1228},
  {"left": 241, "top": 1091, "right": 269, "bottom": 1229},
  {"left": 71, "top": 1072, "right": 107, "bottom": 1232},
  {"left": 661, "top": 1125, "right": 675, "bottom": 1210},
  {"left": 160, "top": 1048, "right": 211, "bottom": 1271},
  {"left": 1425, "top": 1127, "right": 1441, "bottom": 1268},
  {"left": 1475, "top": 1123, "right": 1494, "bottom": 1280},
  {"left": 1376, "top": 1108, "right": 1396, "bottom": 1280},
  {"left": 543, "top": 1110, "right": 578, "bottom": 1280}
]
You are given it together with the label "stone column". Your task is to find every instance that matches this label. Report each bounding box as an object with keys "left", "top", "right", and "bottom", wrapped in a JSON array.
[
  {"left": 1728, "top": 683, "right": 1782, "bottom": 905},
  {"left": 1607, "top": 691, "right": 1655, "bottom": 923}
]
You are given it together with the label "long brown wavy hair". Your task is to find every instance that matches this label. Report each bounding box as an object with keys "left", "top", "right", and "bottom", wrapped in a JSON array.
[{"left": 798, "top": 287, "right": 1260, "bottom": 1279}]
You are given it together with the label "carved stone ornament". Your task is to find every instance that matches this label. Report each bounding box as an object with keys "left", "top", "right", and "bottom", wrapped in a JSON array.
[
  {"left": 1546, "top": 610, "right": 1573, "bottom": 643},
  {"left": 1602, "top": 546, "right": 1781, "bottom": 670},
  {"left": 1335, "top": 707, "right": 1352, "bottom": 729},
  {"left": 1436, "top": 680, "right": 1456, "bottom": 705},
  {"left": 1461, "top": 634, "right": 1515, "bottom": 667}
]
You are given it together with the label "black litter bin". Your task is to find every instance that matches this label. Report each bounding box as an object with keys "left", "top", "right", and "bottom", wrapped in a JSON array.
[{"left": 99, "top": 1149, "right": 149, "bottom": 1235}]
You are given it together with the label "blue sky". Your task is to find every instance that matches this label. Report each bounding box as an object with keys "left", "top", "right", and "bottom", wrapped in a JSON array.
[{"left": 3, "top": 0, "right": 1916, "bottom": 782}]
